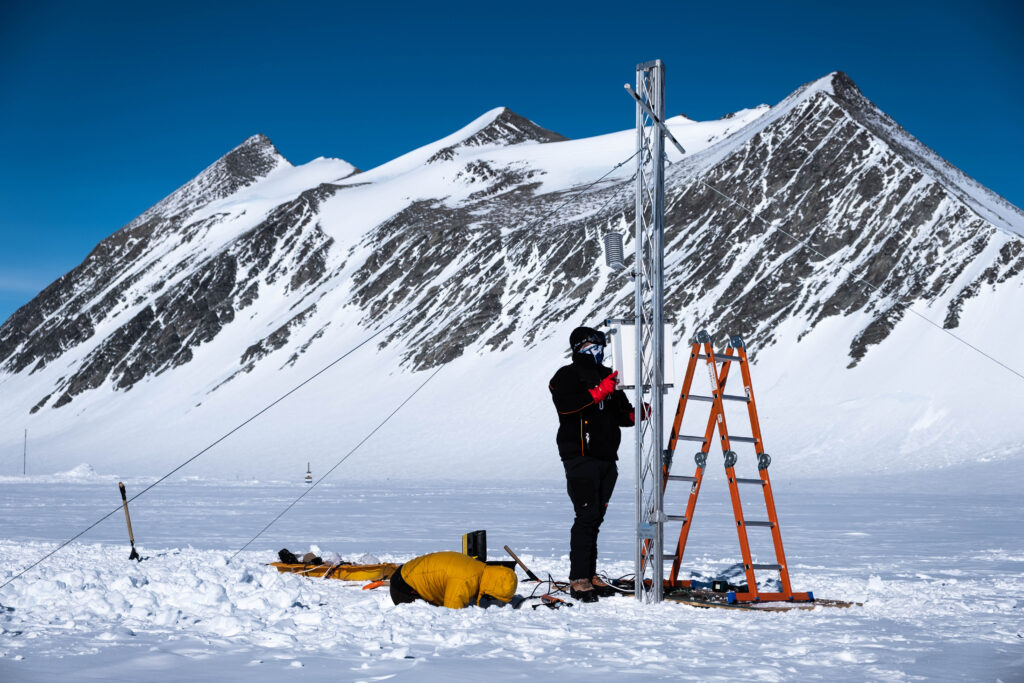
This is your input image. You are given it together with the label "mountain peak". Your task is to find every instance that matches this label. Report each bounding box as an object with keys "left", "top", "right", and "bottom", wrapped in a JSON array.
[
  {"left": 426, "top": 108, "right": 566, "bottom": 163},
  {"left": 814, "top": 71, "right": 1024, "bottom": 235},
  {"left": 469, "top": 107, "right": 567, "bottom": 146},
  {"left": 787, "top": 71, "right": 850, "bottom": 102},
  {"left": 131, "top": 134, "right": 290, "bottom": 224},
  {"left": 217, "top": 133, "right": 289, "bottom": 187},
  {"left": 828, "top": 71, "right": 860, "bottom": 97}
]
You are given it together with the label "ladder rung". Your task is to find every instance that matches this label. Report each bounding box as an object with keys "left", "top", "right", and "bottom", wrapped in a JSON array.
[
  {"left": 729, "top": 436, "right": 758, "bottom": 443},
  {"left": 697, "top": 354, "right": 742, "bottom": 363},
  {"left": 751, "top": 564, "right": 781, "bottom": 571},
  {"left": 744, "top": 520, "right": 774, "bottom": 527},
  {"left": 666, "top": 515, "right": 688, "bottom": 522},
  {"left": 678, "top": 435, "right": 707, "bottom": 443},
  {"left": 667, "top": 475, "right": 697, "bottom": 482},
  {"left": 685, "top": 393, "right": 749, "bottom": 403},
  {"left": 734, "top": 477, "right": 765, "bottom": 485}
]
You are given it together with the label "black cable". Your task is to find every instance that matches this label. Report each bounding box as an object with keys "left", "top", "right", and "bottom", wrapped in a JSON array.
[
  {"left": 229, "top": 363, "right": 444, "bottom": 561},
  {"left": 0, "top": 316, "right": 403, "bottom": 591},
  {"left": 225, "top": 151, "right": 644, "bottom": 559}
]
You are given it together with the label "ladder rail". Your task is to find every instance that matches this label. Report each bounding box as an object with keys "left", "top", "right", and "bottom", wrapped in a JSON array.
[
  {"left": 735, "top": 343, "right": 795, "bottom": 596},
  {"left": 657, "top": 339, "right": 706, "bottom": 585},
  {"left": 666, "top": 459, "right": 704, "bottom": 585},
  {"left": 666, "top": 345, "right": 701, "bottom": 458},
  {"left": 640, "top": 342, "right": 703, "bottom": 577}
]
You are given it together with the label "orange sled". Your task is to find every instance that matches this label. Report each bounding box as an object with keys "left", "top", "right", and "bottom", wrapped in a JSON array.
[{"left": 270, "top": 562, "right": 398, "bottom": 581}]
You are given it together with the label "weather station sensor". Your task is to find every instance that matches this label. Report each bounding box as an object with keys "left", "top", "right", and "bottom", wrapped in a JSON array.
[
  {"left": 603, "top": 319, "right": 674, "bottom": 391},
  {"left": 603, "top": 232, "right": 626, "bottom": 271}
]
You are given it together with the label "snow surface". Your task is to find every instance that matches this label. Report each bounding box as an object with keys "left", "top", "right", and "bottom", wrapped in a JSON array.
[{"left": 1, "top": 466, "right": 1022, "bottom": 681}]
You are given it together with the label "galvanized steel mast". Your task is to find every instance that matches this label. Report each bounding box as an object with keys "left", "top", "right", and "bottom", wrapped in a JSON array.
[{"left": 632, "top": 59, "right": 666, "bottom": 603}]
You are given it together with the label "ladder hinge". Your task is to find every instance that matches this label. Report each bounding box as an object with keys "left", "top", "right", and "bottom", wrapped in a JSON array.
[
  {"left": 757, "top": 453, "right": 772, "bottom": 471},
  {"left": 723, "top": 450, "right": 738, "bottom": 468}
]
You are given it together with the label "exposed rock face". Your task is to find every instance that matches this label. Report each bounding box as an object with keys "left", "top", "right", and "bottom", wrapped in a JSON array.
[
  {"left": 645, "top": 73, "right": 1024, "bottom": 363},
  {"left": 0, "top": 135, "right": 339, "bottom": 410},
  {"left": 427, "top": 108, "right": 566, "bottom": 163},
  {"left": 0, "top": 135, "right": 287, "bottom": 379},
  {"left": 1, "top": 76, "right": 1022, "bottom": 420}
]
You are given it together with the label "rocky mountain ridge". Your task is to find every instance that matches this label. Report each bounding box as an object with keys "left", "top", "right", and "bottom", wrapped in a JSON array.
[{"left": 1, "top": 73, "right": 1021, "bottom": 479}]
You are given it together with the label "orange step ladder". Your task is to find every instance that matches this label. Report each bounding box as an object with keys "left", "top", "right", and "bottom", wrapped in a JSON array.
[{"left": 658, "top": 330, "right": 811, "bottom": 604}]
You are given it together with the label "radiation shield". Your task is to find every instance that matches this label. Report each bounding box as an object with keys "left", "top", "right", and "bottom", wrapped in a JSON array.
[{"left": 606, "top": 322, "right": 674, "bottom": 390}]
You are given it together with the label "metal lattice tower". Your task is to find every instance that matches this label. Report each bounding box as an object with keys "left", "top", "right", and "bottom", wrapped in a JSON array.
[{"left": 632, "top": 60, "right": 666, "bottom": 603}]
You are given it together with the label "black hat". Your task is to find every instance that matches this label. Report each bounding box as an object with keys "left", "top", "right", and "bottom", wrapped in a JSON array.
[{"left": 570, "top": 326, "right": 606, "bottom": 352}]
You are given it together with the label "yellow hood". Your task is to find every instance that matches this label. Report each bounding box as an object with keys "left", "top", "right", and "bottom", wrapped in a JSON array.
[{"left": 478, "top": 565, "right": 518, "bottom": 604}]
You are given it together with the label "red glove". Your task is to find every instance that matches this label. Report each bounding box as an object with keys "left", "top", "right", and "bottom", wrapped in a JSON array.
[{"left": 588, "top": 371, "right": 619, "bottom": 403}]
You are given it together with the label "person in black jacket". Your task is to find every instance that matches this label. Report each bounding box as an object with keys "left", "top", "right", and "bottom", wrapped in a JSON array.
[{"left": 549, "top": 326, "right": 637, "bottom": 602}]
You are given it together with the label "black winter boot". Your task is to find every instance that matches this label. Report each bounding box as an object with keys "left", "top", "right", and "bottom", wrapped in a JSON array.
[
  {"left": 591, "top": 575, "right": 617, "bottom": 598},
  {"left": 569, "top": 578, "right": 599, "bottom": 603}
]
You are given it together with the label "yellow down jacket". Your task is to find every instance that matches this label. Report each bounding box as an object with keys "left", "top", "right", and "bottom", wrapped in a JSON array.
[{"left": 400, "top": 551, "right": 517, "bottom": 609}]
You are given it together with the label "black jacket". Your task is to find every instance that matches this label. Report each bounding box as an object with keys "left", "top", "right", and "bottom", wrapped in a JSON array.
[{"left": 549, "top": 355, "right": 635, "bottom": 461}]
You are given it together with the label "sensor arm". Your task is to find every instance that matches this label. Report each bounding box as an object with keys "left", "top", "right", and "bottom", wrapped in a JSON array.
[{"left": 624, "top": 84, "right": 687, "bottom": 157}]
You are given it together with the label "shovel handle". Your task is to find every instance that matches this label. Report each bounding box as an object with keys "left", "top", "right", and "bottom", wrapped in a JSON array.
[
  {"left": 503, "top": 545, "right": 540, "bottom": 582},
  {"left": 118, "top": 482, "right": 136, "bottom": 545}
]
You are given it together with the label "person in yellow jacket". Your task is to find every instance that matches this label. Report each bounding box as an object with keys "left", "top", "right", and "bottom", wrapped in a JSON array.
[{"left": 389, "top": 551, "right": 518, "bottom": 609}]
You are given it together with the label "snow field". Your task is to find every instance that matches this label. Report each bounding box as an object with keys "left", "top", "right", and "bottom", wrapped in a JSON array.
[{"left": 1, "top": 476, "right": 1022, "bottom": 680}]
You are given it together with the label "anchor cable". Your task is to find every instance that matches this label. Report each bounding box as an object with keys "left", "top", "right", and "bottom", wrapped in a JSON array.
[
  {"left": 0, "top": 315, "right": 402, "bottom": 591},
  {"left": 227, "top": 151, "right": 642, "bottom": 557}
]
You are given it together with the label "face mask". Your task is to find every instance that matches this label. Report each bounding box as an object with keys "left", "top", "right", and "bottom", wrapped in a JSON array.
[{"left": 581, "top": 344, "right": 605, "bottom": 365}]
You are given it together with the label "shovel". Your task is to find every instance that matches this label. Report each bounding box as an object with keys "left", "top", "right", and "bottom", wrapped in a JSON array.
[
  {"left": 503, "top": 545, "right": 540, "bottom": 582},
  {"left": 118, "top": 482, "right": 142, "bottom": 562}
]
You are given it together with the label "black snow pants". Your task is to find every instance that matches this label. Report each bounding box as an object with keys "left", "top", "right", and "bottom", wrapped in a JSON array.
[
  {"left": 563, "top": 456, "right": 618, "bottom": 581},
  {"left": 389, "top": 565, "right": 419, "bottom": 605}
]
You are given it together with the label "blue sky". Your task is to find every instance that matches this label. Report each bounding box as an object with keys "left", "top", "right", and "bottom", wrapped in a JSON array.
[{"left": 1, "top": 0, "right": 1021, "bottom": 323}]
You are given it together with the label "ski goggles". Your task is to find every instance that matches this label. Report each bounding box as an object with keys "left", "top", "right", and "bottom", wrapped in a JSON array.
[
  {"left": 571, "top": 330, "right": 606, "bottom": 353},
  {"left": 579, "top": 343, "right": 605, "bottom": 364}
]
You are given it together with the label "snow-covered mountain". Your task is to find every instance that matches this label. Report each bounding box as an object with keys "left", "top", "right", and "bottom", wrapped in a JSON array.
[{"left": 1, "top": 72, "right": 1022, "bottom": 481}]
